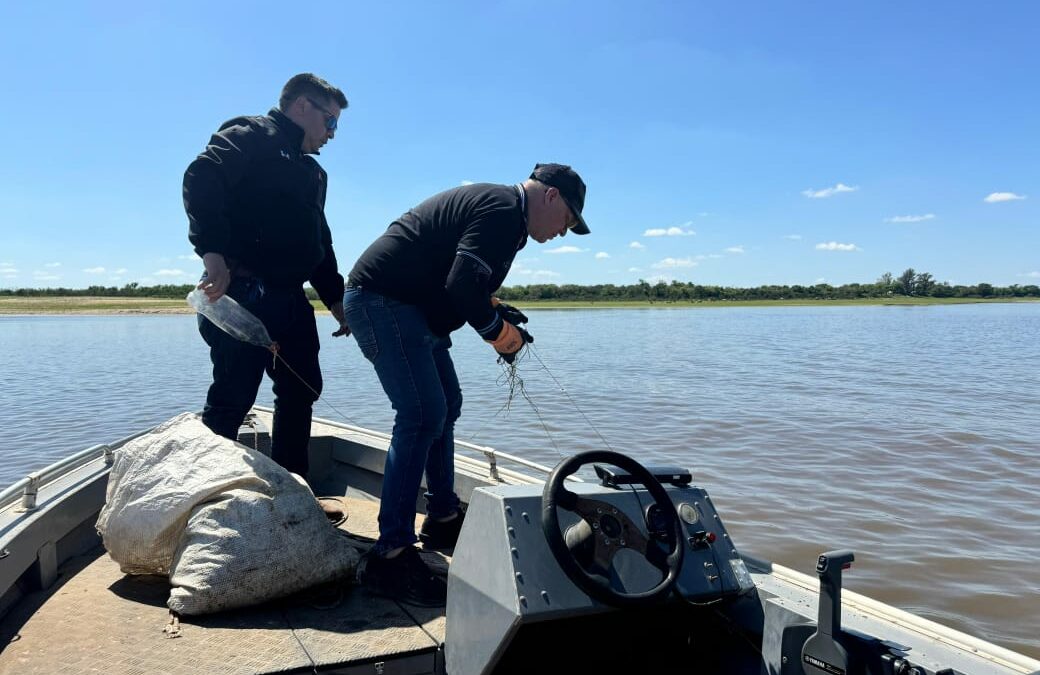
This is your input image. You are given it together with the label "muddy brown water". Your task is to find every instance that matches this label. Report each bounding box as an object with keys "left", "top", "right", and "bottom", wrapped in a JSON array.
[{"left": 3, "top": 303, "right": 1037, "bottom": 658}]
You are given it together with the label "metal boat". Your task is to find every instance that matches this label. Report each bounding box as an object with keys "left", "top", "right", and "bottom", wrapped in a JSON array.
[{"left": 1, "top": 407, "right": 1037, "bottom": 674}]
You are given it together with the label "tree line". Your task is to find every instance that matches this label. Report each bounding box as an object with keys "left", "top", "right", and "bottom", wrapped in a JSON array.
[
  {"left": 2, "top": 270, "right": 1038, "bottom": 302},
  {"left": 497, "top": 268, "right": 1039, "bottom": 302}
]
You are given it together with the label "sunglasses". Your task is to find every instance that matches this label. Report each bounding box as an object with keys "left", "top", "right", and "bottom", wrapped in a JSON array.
[
  {"left": 551, "top": 188, "right": 578, "bottom": 230},
  {"left": 306, "top": 97, "right": 338, "bottom": 131}
]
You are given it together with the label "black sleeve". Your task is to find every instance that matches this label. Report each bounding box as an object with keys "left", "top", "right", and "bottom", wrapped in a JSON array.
[
  {"left": 309, "top": 211, "right": 346, "bottom": 309},
  {"left": 183, "top": 122, "right": 258, "bottom": 257},
  {"left": 445, "top": 214, "right": 520, "bottom": 340}
]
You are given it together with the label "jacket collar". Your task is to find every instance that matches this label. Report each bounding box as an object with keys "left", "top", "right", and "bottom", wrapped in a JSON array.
[{"left": 268, "top": 108, "right": 306, "bottom": 153}]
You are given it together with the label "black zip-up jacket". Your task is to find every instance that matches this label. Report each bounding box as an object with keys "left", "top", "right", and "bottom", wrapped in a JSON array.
[
  {"left": 348, "top": 183, "right": 528, "bottom": 338},
  {"left": 183, "top": 109, "right": 344, "bottom": 307}
]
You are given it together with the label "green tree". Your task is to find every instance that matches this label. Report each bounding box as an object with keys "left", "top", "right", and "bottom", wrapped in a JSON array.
[
  {"left": 914, "top": 272, "right": 935, "bottom": 296},
  {"left": 897, "top": 268, "right": 916, "bottom": 295}
]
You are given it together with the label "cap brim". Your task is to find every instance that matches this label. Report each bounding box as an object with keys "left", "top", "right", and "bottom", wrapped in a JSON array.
[{"left": 562, "top": 197, "right": 590, "bottom": 235}]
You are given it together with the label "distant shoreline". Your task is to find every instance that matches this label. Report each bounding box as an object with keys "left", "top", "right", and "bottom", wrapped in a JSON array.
[{"left": 1, "top": 295, "right": 1037, "bottom": 315}]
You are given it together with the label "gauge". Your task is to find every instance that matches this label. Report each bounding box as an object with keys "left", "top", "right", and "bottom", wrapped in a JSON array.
[{"left": 678, "top": 502, "right": 700, "bottom": 525}]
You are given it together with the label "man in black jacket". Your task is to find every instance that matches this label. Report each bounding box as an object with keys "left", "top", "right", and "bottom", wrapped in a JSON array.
[
  {"left": 184, "top": 73, "right": 349, "bottom": 479},
  {"left": 344, "top": 163, "right": 590, "bottom": 606}
]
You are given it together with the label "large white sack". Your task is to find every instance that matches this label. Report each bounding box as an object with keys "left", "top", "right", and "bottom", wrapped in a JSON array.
[
  {"left": 96, "top": 412, "right": 359, "bottom": 615},
  {"left": 96, "top": 412, "right": 269, "bottom": 575},
  {"left": 168, "top": 481, "right": 359, "bottom": 615}
]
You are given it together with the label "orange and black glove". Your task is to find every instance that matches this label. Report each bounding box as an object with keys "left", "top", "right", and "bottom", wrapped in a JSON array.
[{"left": 485, "top": 320, "right": 534, "bottom": 364}]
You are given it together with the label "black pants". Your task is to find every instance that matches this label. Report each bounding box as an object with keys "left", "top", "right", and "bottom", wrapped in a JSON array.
[{"left": 198, "top": 277, "right": 322, "bottom": 477}]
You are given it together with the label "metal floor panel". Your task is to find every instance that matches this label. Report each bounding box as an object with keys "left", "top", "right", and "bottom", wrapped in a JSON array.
[{"left": 0, "top": 497, "right": 449, "bottom": 674}]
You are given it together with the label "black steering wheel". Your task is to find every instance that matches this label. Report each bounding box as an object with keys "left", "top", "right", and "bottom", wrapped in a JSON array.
[{"left": 541, "top": 450, "right": 685, "bottom": 607}]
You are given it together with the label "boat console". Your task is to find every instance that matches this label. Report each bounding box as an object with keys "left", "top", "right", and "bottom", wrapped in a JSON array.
[{"left": 446, "top": 450, "right": 755, "bottom": 675}]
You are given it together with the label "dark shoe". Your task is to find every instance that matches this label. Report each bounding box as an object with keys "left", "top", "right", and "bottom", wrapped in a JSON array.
[
  {"left": 357, "top": 547, "right": 447, "bottom": 607},
  {"left": 419, "top": 509, "right": 465, "bottom": 551}
]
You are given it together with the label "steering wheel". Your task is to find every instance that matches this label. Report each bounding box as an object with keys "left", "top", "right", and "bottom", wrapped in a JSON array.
[{"left": 541, "top": 450, "right": 685, "bottom": 607}]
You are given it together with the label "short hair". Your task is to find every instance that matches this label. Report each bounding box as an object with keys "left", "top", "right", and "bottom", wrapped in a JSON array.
[{"left": 278, "top": 73, "right": 348, "bottom": 112}]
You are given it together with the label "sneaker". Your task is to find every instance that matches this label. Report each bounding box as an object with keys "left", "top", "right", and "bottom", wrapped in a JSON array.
[
  {"left": 357, "top": 547, "right": 447, "bottom": 607},
  {"left": 419, "top": 509, "right": 465, "bottom": 551}
]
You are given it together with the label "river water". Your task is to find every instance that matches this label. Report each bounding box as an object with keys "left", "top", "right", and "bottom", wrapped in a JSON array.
[{"left": 1, "top": 303, "right": 1037, "bottom": 657}]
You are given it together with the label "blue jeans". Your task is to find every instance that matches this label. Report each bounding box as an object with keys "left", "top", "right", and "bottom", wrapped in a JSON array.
[
  {"left": 199, "top": 277, "right": 321, "bottom": 478},
  {"left": 344, "top": 287, "right": 462, "bottom": 553}
]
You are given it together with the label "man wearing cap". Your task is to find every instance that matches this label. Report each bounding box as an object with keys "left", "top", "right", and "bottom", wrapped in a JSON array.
[{"left": 343, "top": 163, "right": 590, "bottom": 606}]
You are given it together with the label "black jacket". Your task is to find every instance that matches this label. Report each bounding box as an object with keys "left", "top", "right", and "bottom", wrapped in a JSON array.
[
  {"left": 183, "top": 109, "right": 344, "bottom": 307},
  {"left": 348, "top": 183, "right": 528, "bottom": 338}
]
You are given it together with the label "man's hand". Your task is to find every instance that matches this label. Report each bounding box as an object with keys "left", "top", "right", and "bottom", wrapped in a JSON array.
[
  {"left": 330, "top": 301, "right": 351, "bottom": 337},
  {"left": 199, "top": 252, "right": 230, "bottom": 301},
  {"left": 492, "top": 298, "right": 529, "bottom": 326},
  {"left": 486, "top": 321, "right": 534, "bottom": 364}
]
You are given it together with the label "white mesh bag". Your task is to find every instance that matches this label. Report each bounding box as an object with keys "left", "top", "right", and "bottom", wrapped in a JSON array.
[{"left": 96, "top": 412, "right": 358, "bottom": 614}]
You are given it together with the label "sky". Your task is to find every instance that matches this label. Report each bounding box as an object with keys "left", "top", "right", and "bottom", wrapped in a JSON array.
[{"left": 0, "top": 1, "right": 1037, "bottom": 290}]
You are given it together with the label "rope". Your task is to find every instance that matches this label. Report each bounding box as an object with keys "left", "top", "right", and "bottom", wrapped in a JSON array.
[
  {"left": 468, "top": 341, "right": 617, "bottom": 460},
  {"left": 265, "top": 333, "right": 614, "bottom": 464},
  {"left": 526, "top": 344, "right": 616, "bottom": 453},
  {"left": 270, "top": 349, "right": 365, "bottom": 429}
]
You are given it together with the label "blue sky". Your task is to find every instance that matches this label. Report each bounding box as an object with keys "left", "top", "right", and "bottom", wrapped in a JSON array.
[{"left": 1, "top": 1, "right": 1036, "bottom": 290}]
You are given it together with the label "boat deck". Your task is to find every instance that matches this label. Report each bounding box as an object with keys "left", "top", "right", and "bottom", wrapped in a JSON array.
[{"left": 0, "top": 497, "right": 449, "bottom": 675}]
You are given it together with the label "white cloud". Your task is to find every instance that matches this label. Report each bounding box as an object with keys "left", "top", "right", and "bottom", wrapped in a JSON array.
[
  {"left": 33, "top": 273, "right": 60, "bottom": 282},
  {"left": 460, "top": 180, "right": 475, "bottom": 186},
  {"left": 629, "top": 241, "right": 645, "bottom": 249},
  {"left": 885, "top": 213, "right": 935, "bottom": 223},
  {"left": 511, "top": 262, "right": 560, "bottom": 279},
  {"left": 154, "top": 269, "right": 188, "bottom": 277},
  {"left": 802, "top": 183, "right": 859, "bottom": 199},
  {"left": 815, "top": 277, "right": 827, "bottom": 284},
  {"left": 707, "top": 254, "right": 723, "bottom": 259},
  {"left": 177, "top": 254, "right": 199, "bottom": 261},
  {"left": 83, "top": 266, "right": 106, "bottom": 274},
  {"left": 595, "top": 252, "right": 610, "bottom": 259},
  {"left": 784, "top": 234, "right": 802, "bottom": 240},
  {"left": 1022, "top": 271, "right": 1040, "bottom": 278},
  {"left": 644, "top": 225, "right": 695, "bottom": 237},
  {"left": 545, "top": 246, "right": 585, "bottom": 255},
  {"left": 984, "top": 192, "right": 1026, "bottom": 203},
  {"left": 725, "top": 246, "right": 745, "bottom": 254},
  {"left": 652, "top": 257, "right": 698, "bottom": 269},
  {"left": 113, "top": 268, "right": 128, "bottom": 274},
  {"left": 44, "top": 262, "right": 61, "bottom": 268},
  {"left": 514, "top": 269, "right": 560, "bottom": 279},
  {"left": 815, "top": 242, "right": 859, "bottom": 251},
  {"left": 628, "top": 267, "right": 642, "bottom": 273}
]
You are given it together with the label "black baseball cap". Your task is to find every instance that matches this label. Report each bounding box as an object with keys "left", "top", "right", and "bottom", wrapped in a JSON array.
[{"left": 530, "top": 163, "right": 590, "bottom": 235}]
